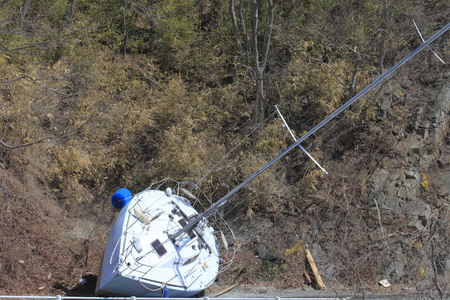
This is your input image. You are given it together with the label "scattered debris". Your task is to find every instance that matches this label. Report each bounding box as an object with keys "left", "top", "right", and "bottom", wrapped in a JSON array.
[
  {"left": 211, "top": 283, "right": 239, "bottom": 297},
  {"left": 220, "top": 230, "right": 229, "bottom": 250},
  {"left": 133, "top": 208, "right": 150, "bottom": 225},
  {"left": 180, "top": 187, "right": 198, "bottom": 201},
  {"left": 285, "top": 240, "right": 303, "bottom": 256},
  {"left": 79, "top": 278, "right": 87, "bottom": 286},
  {"left": 0, "top": 188, "right": 8, "bottom": 200},
  {"left": 305, "top": 249, "right": 326, "bottom": 290},
  {"left": 303, "top": 271, "right": 312, "bottom": 285},
  {"left": 378, "top": 279, "right": 391, "bottom": 287},
  {"left": 258, "top": 287, "right": 268, "bottom": 293}
]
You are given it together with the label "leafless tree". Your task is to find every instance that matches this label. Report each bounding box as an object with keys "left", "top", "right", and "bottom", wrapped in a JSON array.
[{"left": 230, "top": 0, "right": 278, "bottom": 125}]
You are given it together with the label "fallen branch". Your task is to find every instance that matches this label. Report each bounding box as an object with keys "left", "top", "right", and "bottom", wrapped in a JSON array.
[
  {"left": 211, "top": 283, "right": 239, "bottom": 297},
  {"left": 305, "top": 249, "right": 325, "bottom": 290},
  {"left": 303, "top": 271, "right": 312, "bottom": 284},
  {"left": 0, "top": 135, "right": 57, "bottom": 149}
]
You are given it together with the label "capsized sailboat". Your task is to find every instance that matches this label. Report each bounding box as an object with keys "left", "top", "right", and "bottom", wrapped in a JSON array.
[
  {"left": 96, "top": 22, "right": 449, "bottom": 298},
  {"left": 95, "top": 179, "right": 235, "bottom": 297}
]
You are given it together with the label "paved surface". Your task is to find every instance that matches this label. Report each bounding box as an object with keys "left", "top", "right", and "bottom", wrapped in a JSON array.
[
  {"left": 212, "top": 286, "right": 350, "bottom": 299},
  {"left": 208, "top": 284, "right": 439, "bottom": 300}
]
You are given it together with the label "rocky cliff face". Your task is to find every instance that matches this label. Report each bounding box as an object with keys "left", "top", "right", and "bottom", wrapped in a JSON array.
[{"left": 367, "top": 81, "right": 450, "bottom": 285}]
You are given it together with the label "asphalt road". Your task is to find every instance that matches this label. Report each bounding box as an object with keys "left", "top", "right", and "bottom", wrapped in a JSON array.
[{"left": 209, "top": 284, "right": 441, "bottom": 300}]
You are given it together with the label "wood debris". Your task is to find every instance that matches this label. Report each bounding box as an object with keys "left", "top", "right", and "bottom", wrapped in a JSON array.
[{"left": 304, "top": 248, "right": 326, "bottom": 290}]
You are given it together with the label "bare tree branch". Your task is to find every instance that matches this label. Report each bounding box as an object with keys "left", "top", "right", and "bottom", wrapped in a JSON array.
[
  {"left": 251, "top": 0, "right": 276, "bottom": 124},
  {"left": 230, "top": 0, "right": 243, "bottom": 52},
  {"left": 21, "top": 0, "right": 31, "bottom": 20},
  {"left": 0, "top": 74, "right": 36, "bottom": 93},
  {"left": 1, "top": 74, "right": 83, "bottom": 98},
  {"left": 0, "top": 113, "right": 97, "bottom": 149},
  {"left": 0, "top": 135, "right": 57, "bottom": 149},
  {"left": 260, "top": 0, "right": 275, "bottom": 68},
  {"left": 64, "top": 0, "right": 76, "bottom": 28}
]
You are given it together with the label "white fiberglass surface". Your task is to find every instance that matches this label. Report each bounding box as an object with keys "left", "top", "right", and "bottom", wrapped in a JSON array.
[{"left": 116, "top": 189, "right": 219, "bottom": 290}]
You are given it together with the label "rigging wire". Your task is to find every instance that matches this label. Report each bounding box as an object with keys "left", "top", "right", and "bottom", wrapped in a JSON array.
[
  {"left": 223, "top": 67, "right": 418, "bottom": 218},
  {"left": 199, "top": 99, "right": 364, "bottom": 220}
]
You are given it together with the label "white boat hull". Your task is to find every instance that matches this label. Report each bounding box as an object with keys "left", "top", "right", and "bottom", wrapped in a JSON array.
[{"left": 96, "top": 184, "right": 222, "bottom": 297}]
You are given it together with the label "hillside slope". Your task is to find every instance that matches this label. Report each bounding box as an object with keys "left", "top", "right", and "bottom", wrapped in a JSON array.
[
  {"left": 0, "top": 1, "right": 449, "bottom": 297},
  {"left": 1, "top": 46, "right": 449, "bottom": 299}
]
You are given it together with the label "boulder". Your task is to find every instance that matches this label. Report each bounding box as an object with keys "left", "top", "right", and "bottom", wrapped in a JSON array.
[
  {"left": 256, "top": 244, "right": 277, "bottom": 261},
  {"left": 404, "top": 200, "right": 432, "bottom": 230},
  {"left": 385, "top": 251, "right": 407, "bottom": 282}
]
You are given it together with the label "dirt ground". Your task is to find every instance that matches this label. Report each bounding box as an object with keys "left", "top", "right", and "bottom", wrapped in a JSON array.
[{"left": 0, "top": 162, "right": 111, "bottom": 296}]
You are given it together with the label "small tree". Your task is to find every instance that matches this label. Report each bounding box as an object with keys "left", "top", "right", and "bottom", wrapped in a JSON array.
[{"left": 230, "top": 0, "right": 278, "bottom": 125}]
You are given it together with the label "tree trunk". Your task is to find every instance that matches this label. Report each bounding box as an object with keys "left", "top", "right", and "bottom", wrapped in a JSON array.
[
  {"left": 378, "top": 0, "right": 389, "bottom": 74},
  {"left": 251, "top": 0, "right": 275, "bottom": 125},
  {"left": 230, "top": 0, "right": 243, "bottom": 52},
  {"left": 65, "top": 0, "right": 76, "bottom": 29},
  {"left": 230, "top": 0, "right": 251, "bottom": 63},
  {"left": 21, "top": 0, "right": 31, "bottom": 20},
  {"left": 348, "top": 50, "right": 362, "bottom": 100},
  {"left": 254, "top": 71, "right": 265, "bottom": 125},
  {"left": 229, "top": 0, "right": 276, "bottom": 124}
]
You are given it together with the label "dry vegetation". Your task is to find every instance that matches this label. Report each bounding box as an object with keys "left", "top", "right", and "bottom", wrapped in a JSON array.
[{"left": 1, "top": 0, "right": 449, "bottom": 298}]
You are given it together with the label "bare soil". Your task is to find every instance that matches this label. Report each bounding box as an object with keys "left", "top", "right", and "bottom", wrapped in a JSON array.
[{"left": 0, "top": 163, "right": 113, "bottom": 295}]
